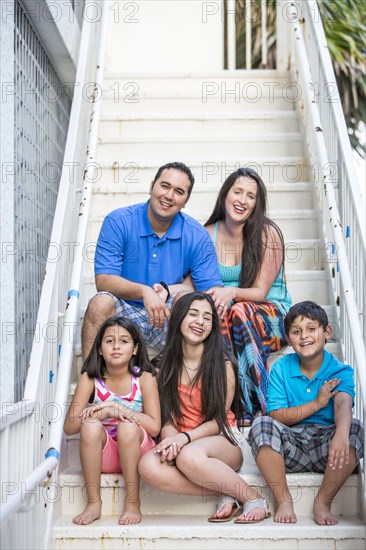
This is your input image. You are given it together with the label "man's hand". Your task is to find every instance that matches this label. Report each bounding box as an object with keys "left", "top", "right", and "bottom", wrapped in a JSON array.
[
  {"left": 153, "top": 283, "right": 169, "bottom": 303},
  {"left": 315, "top": 378, "right": 340, "bottom": 409},
  {"left": 142, "top": 286, "right": 170, "bottom": 329}
]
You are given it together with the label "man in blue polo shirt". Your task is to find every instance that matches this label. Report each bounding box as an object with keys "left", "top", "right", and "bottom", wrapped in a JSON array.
[{"left": 82, "top": 161, "right": 222, "bottom": 358}]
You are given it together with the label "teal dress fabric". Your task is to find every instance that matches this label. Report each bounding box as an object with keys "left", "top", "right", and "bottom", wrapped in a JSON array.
[{"left": 212, "top": 221, "right": 292, "bottom": 420}]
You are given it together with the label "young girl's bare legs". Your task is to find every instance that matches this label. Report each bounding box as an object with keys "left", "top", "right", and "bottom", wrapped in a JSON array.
[
  {"left": 139, "top": 436, "right": 267, "bottom": 521},
  {"left": 73, "top": 419, "right": 106, "bottom": 525},
  {"left": 255, "top": 446, "right": 297, "bottom": 523},
  {"left": 117, "top": 421, "right": 145, "bottom": 525},
  {"left": 313, "top": 447, "right": 357, "bottom": 525}
]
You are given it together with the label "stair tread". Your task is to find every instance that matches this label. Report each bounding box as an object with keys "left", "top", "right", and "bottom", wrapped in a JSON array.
[
  {"left": 103, "top": 70, "right": 291, "bottom": 78},
  {"left": 99, "top": 133, "right": 302, "bottom": 143},
  {"left": 53, "top": 514, "right": 366, "bottom": 538},
  {"left": 59, "top": 467, "right": 358, "bottom": 488},
  {"left": 100, "top": 110, "right": 298, "bottom": 120}
]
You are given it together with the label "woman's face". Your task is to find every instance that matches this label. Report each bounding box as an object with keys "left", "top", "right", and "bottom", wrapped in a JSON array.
[
  {"left": 224, "top": 176, "right": 257, "bottom": 225},
  {"left": 180, "top": 299, "right": 213, "bottom": 345}
]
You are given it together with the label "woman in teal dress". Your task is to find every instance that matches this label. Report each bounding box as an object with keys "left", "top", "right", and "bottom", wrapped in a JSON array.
[{"left": 205, "top": 168, "right": 292, "bottom": 425}]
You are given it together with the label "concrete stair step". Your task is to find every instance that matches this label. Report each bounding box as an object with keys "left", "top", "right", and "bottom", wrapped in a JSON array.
[
  {"left": 99, "top": 111, "right": 300, "bottom": 137},
  {"left": 87, "top": 209, "right": 320, "bottom": 243},
  {"left": 58, "top": 467, "right": 359, "bottom": 518},
  {"left": 102, "top": 70, "right": 294, "bottom": 92},
  {"left": 96, "top": 133, "right": 304, "bottom": 159},
  {"left": 79, "top": 270, "right": 332, "bottom": 310},
  {"left": 92, "top": 181, "right": 314, "bottom": 210},
  {"left": 92, "top": 158, "right": 309, "bottom": 186},
  {"left": 53, "top": 515, "right": 366, "bottom": 550},
  {"left": 101, "top": 93, "right": 296, "bottom": 115}
]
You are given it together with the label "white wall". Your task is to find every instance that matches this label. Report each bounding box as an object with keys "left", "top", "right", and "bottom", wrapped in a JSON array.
[{"left": 105, "top": 0, "right": 224, "bottom": 73}]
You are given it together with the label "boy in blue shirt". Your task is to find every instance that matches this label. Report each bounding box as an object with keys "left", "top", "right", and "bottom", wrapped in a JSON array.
[{"left": 248, "top": 301, "right": 363, "bottom": 525}]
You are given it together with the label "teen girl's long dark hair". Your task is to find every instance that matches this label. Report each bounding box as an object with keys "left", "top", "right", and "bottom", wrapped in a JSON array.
[
  {"left": 157, "top": 292, "right": 243, "bottom": 444},
  {"left": 81, "top": 316, "right": 155, "bottom": 380},
  {"left": 205, "top": 167, "right": 285, "bottom": 289}
]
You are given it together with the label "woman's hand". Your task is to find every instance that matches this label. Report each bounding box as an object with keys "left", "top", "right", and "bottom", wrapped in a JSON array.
[
  {"left": 154, "top": 434, "right": 188, "bottom": 463},
  {"left": 205, "top": 287, "right": 236, "bottom": 319}
]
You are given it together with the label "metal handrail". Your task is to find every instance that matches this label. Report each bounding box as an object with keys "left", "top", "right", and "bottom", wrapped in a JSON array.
[
  {"left": 0, "top": 0, "right": 110, "bottom": 535},
  {"left": 287, "top": 0, "right": 365, "bottom": 518}
]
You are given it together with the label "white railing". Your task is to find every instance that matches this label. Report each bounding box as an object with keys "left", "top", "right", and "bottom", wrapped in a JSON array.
[
  {"left": 0, "top": 1, "right": 109, "bottom": 547},
  {"left": 285, "top": 0, "right": 366, "bottom": 517}
]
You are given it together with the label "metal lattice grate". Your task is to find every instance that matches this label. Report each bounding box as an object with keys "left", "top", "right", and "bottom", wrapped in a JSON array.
[{"left": 14, "top": 0, "right": 71, "bottom": 401}]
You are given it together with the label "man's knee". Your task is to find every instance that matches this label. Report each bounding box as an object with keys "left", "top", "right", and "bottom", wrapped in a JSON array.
[{"left": 86, "top": 293, "right": 117, "bottom": 321}]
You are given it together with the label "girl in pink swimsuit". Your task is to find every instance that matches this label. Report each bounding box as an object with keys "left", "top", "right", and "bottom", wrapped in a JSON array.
[{"left": 64, "top": 316, "right": 160, "bottom": 526}]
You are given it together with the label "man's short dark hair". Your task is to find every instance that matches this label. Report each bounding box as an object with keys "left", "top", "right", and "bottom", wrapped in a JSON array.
[
  {"left": 152, "top": 162, "right": 195, "bottom": 198},
  {"left": 284, "top": 300, "right": 329, "bottom": 335}
]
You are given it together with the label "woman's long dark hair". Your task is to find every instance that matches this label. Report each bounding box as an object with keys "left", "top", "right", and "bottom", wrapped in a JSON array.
[
  {"left": 157, "top": 292, "right": 243, "bottom": 444},
  {"left": 81, "top": 316, "right": 155, "bottom": 380},
  {"left": 205, "top": 167, "right": 285, "bottom": 288}
]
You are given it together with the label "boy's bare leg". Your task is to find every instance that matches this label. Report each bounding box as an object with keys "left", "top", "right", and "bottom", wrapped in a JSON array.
[
  {"left": 256, "top": 446, "right": 297, "bottom": 523},
  {"left": 313, "top": 448, "right": 357, "bottom": 525}
]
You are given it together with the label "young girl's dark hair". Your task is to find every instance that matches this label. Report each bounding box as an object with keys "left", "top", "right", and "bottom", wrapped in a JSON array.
[
  {"left": 81, "top": 316, "right": 155, "bottom": 380},
  {"left": 205, "top": 167, "right": 286, "bottom": 290},
  {"left": 157, "top": 292, "right": 243, "bottom": 444}
]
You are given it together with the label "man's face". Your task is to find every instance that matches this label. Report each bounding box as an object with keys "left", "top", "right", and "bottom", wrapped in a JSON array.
[{"left": 148, "top": 168, "right": 190, "bottom": 226}]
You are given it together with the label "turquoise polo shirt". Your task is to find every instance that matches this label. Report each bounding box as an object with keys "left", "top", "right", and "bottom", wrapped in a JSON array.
[
  {"left": 95, "top": 202, "right": 222, "bottom": 306},
  {"left": 266, "top": 350, "right": 355, "bottom": 425}
]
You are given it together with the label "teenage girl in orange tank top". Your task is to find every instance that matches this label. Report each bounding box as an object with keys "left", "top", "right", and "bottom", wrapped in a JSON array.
[{"left": 138, "top": 292, "right": 271, "bottom": 524}]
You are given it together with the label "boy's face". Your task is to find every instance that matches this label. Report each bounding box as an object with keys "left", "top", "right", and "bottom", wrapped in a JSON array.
[{"left": 286, "top": 315, "right": 332, "bottom": 361}]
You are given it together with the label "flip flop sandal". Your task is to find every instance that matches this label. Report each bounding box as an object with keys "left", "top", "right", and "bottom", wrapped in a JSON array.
[
  {"left": 208, "top": 494, "right": 242, "bottom": 523},
  {"left": 234, "top": 498, "right": 271, "bottom": 524}
]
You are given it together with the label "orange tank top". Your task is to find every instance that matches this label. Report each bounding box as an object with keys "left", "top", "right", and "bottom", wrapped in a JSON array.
[{"left": 177, "top": 382, "right": 236, "bottom": 431}]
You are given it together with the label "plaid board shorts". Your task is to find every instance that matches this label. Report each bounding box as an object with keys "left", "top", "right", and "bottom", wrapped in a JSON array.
[
  {"left": 247, "top": 415, "right": 364, "bottom": 473},
  {"left": 91, "top": 291, "right": 175, "bottom": 352}
]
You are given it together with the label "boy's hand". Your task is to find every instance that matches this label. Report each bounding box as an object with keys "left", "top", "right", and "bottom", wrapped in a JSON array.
[
  {"left": 328, "top": 432, "right": 349, "bottom": 470},
  {"left": 315, "top": 378, "right": 340, "bottom": 409}
]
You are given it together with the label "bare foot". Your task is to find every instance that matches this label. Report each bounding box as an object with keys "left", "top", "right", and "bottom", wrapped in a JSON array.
[
  {"left": 119, "top": 501, "right": 142, "bottom": 525},
  {"left": 72, "top": 501, "right": 102, "bottom": 525},
  {"left": 313, "top": 502, "right": 339, "bottom": 525},
  {"left": 274, "top": 502, "right": 297, "bottom": 523}
]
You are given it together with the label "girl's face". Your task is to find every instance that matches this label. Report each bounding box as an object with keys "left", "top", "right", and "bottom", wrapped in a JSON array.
[
  {"left": 180, "top": 299, "right": 213, "bottom": 345},
  {"left": 100, "top": 325, "right": 137, "bottom": 368},
  {"left": 224, "top": 176, "right": 257, "bottom": 224}
]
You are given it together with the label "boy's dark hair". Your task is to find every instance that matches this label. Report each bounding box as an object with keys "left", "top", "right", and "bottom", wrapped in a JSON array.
[
  {"left": 152, "top": 162, "right": 195, "bottom": 197},
  {"left": 284, "top": 301, "right": 329, "bottom": 334},
  {"left": 81, "top": 316, "right": 155, "bottom": 380}
]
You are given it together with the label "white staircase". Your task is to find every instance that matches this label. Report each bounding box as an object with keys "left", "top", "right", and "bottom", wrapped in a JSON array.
[{"left": 52, "top": 65, "right": 365, "bottom": 548}]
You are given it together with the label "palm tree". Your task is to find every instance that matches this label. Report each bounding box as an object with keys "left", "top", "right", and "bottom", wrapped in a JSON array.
[{"left": 234, "top": 0, "right": 365, "bottom": 156}]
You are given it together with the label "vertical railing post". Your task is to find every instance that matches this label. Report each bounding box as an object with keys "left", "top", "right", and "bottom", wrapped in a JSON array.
[
  {"left": 227, "top": 0, "right": 236, "bottom": 69},
  {"left": 276, "top": 0, "right": 291, "bottom": 70}
]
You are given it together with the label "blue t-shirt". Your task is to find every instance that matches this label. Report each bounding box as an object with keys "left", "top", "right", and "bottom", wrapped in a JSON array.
[
  {"left": 266, "top": 350, "right": 355, "bottom": 425},
  {"left": 95, "top": 202, "right": 222, "bottom": 306}
]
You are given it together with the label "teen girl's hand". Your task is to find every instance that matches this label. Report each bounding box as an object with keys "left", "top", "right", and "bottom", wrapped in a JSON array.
[
  {"left": 205, "top": 286, "right": 236, "bottom": 319},
  {"left": 315, "top": 378, "right": 340, "bottom": 409},
  {"left": 154, "top": 434, "right": 188, "bottom": 463}
]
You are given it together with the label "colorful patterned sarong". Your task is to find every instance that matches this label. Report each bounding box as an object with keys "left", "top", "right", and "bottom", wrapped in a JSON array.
[{"left": 221, "top": 301, "right": 287, "bottom": 421}]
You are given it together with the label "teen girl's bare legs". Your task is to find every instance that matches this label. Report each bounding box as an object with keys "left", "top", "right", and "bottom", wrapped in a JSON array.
[{"left": 139, "top": 435, "right": 267, "bottom": 521}]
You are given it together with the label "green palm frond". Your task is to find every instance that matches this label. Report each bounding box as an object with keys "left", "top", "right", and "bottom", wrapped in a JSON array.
[{"left": 233, "top": 0, "right": 366, "bottom": 156}]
